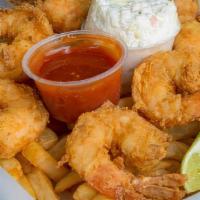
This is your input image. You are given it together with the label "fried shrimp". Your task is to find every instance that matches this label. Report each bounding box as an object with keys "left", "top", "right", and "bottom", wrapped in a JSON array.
[
  {"left": 65, "top": 103, "right": 185, "bottom": 200},
  {"left": 0, "top": 4, "right": 53, "bottom": 81},
  {"left": 37, "top": 0, "right": 91, "bottom": 32},
  {"left": 0, "top": 79, "right": 49, "bottom": 159},
  {"left": 174, "top": 0, "right": 198, "bottom": 23},
  {"left": 132, "top": 51, "right": 200, "bottom": 128},
  {"left": 174, "top": 20, "right": 200, "bottom": 53}
]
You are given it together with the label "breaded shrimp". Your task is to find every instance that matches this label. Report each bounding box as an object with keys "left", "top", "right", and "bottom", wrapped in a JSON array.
[
  {"left": 132, "top": 51, "right": 200, "bottom": 128},
  {"left": 0, "top": 79, "right": 49, "bottom": 159},
  {"left": 65, "top": 103, "right": 185, "bottom": 200},
  {"left": 0, "top": 4, "right": 53, "bottom": 81},
  {"left": 37, "top": 0, "right": 91, "bottom": 32},
  {"left": 174, "top": 20, "right": 200, "bottom": 53},
  {"left": 174, "top": 0, "right": 198, "bottom": 23}
]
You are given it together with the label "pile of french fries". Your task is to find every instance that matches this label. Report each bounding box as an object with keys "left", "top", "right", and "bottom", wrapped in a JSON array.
[
  {"left": 0, "top": 127, "right": 111, "bottom": 200},
  {"left": 0, "top": 97, "right": 199, "bottom": 200}
]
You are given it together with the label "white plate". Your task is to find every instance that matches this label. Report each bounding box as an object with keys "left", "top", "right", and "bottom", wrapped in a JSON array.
[
  {"left": 185, "top": 193, "right": 200, "bottom": 200},
  {"left": 0, "top": 168, "right": 34, "bottom": 200}
]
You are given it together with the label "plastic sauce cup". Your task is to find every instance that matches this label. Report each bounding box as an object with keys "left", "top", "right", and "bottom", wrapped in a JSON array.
[{"left": 22, "top": 31, "right": 127, "bottom": 123}]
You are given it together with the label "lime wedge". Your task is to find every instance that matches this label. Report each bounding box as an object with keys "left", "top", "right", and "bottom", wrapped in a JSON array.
[{"left": 181, "top": 133, "right": 200, "bottom": 193}]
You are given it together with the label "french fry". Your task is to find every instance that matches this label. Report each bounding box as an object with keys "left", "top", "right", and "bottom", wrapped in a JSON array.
[
  {"left": 48, "top": 136, "right": 67, "bottom": 160},
  {"left": 140, "top": 159, "right": 181, "bottom": 176},
  {"left": 73, "top": 183, "right": 97, "bottom": 200},
  {"left": 38, "top": 128, "right": 58, "bottom": 150},
  {"left": 22, "top": 142, "right": 68, "bottom": 182},
  {"left": 158, "top": 160, "right": 180, "bottom": 172},
  {"left": 16, "top": 153, "right": 34, "bottom": 174},
  {"left": 55, "top": 171, "right": 82, "bottom": 193},
  {"left": 18, "top": 175, "right": 36, "bottom": 198},
  {"left": 166, "top": 121, "right": 200, "bottom": 140},
  {"left": 118, "top": 97, "right": 133, "bottom": 108},
  {"left": 27, "top": 168, "right": 59, "bottom": 200},
  {"left": 147, "top": 159, "right": 181, "bottom": 176},
  {"left": 0, "top": 158, "right": 23, "bottom": 180},
  {"left": 164, "top": 160, "right": 181, "bottom": 173},
  {"left": 166, "top": 141, "right": 189, "bottom": 161},
  {"left": 92, "top": 194, "right": 112, "bottom": 200}
]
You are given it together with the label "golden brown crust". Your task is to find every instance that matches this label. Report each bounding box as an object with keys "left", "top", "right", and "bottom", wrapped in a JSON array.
[
  {"left": 0, "top": 79, "right": 49, "bottom": 158},
  {"left": 175, "top": 0, "right": 198, "bottom": 23},
  {"left": 0, "top": 4, "right": 53, "bottom": 81},
  {"left": 174, "top": 20, "right": 200, "bottom": 54},
  {"left": 132, "top": 50, "right": 200, "bottom": 128},
  {"left": 37, "top": 0, "right": 91, "bottom": 32}
]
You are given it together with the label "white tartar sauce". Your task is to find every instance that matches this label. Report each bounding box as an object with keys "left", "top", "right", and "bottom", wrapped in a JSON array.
[{"left": 84, "top": 0, "right": 180, "bottom": 48}]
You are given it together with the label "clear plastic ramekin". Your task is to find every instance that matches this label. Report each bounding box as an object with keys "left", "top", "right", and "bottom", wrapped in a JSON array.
[{"left": 22, "top": 30, "right": 127, "bottom": 123}]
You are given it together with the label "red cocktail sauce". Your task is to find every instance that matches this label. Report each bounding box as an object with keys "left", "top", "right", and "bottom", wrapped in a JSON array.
[
  {"left": 39, "top": 46, "right": 117, "bottom": 82},
  {"left": 29, "top": 34, "right": 123, "bottom": 123}
]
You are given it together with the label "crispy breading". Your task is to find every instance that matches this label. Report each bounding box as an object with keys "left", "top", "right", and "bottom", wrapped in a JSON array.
[
  {"left": 0, "top": 4, "right": 53, "bottom": 81},
  {"left": 175, "top": 0, "right": 198, "bottom": 23},
  {"left": 132, "top": 51, "right": 200, "bottom": 128},
  {"left": 65, "top": 103, "right": 185, "bottom": 200},
  {"left": 174, "top": 20, "right": 200, "bottom": 53},
  {"left": 37, "top": 0, "right": 91, "bottom": 32},
  {"left": 0, "top": 79, "right": 49, "bottom": 159}
]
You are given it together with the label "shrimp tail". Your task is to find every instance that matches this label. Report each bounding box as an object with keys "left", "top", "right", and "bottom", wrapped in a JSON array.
[{"left": 132, "top": 174, "right": 186, "bottom": 200}]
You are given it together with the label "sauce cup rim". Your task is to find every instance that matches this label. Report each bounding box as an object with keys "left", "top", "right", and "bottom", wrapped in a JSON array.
[{"left": 22, "top": 30, "right": 128, "bottom": 87}]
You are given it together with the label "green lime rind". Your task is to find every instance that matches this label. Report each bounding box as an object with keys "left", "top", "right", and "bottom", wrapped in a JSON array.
[{"left": 181, "top": 132, "right": 200, "bottom": 193}]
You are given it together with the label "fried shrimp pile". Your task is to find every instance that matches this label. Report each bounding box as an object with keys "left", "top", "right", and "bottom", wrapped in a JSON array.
[
  {"left": 37, "top": 0, "right": 91, "bottom": 32},
  {"left": 174, "top": 0, "right": 198, "bottom": 23},
  {"left": 0, "top": 79, "right": 49, "bottom": 159},
  {"left": 0, "top": 4, "right": 53, "bottom": 81},
  {"left": 174, "top": 20, "right": 200, "bottom": 53},
  {"left": 65, "top": 103, "right": 185, "bottom": 200},
  {"left": 132, "top": 51, "right": 200, "bottom": 128}
]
